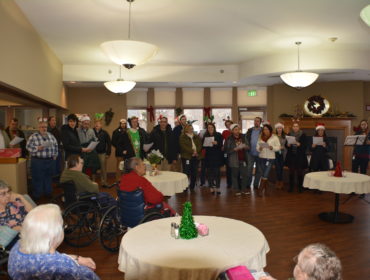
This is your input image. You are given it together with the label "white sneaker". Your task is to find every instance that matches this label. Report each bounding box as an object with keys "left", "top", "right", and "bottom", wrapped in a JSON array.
[{"left": 235, "top": 192, "right": 242, "bottom": 196}]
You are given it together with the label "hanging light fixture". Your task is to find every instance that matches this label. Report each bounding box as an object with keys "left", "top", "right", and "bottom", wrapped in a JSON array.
[
  {"left": 360, "top": 5, "right": 370, "bottom": 26},
  {"left": 104, "top": 66, "right": 136, "bottom": 94},
  {"left": 280, "top": 42, "right": 319, "bottom": 89},
  {"left": 101, "top": 0, "right": 158, "bottom": 69}
]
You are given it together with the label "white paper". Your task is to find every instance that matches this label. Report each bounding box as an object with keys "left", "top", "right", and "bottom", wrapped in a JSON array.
[
  {"left": 203, "top": 137, "right": 214, "bottom": 147},
  {"left": 9, "top": 136, "right": 24, "bottom": 146},
  {"left": 86, "top": 141, "right": 99, "bottom": 150},
  {"left": 344, "top": 135, "right": 357, "bottom": 146},
  {"left": 286, "top": 135, "right": 297, "bottom": 145},
  {"left": 259, "top": 142, "right": 270, "bottom": 148},
  {"left": 41, "top": 141, "right": 52, "bottom": 148},
  {"left": 312, "top": 136, "right": 324, "bottom": 145},
  {"left": 235, "top": 143, "right": 247, "bottom": 151},
  {"left": 143, "top": 142, "right": 154, "bottom": 152},
  {"left": 356, "top": 135, "right": 366, "bottom": 145}
]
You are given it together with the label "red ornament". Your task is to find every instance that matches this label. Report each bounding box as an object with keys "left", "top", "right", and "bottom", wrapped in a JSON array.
[
  {"left": 203, "top": 107, "right": 211, "bottom": 118},
  {"left": 333, "top": 161, "right": 343, "bottom": 177},
  {"left": 146, "top": 106, "right": 155, "bottom": 122}
]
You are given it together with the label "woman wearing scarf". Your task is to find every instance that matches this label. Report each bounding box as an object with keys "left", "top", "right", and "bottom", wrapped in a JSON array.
[
  {"left": 274, "top": 123, "right": 287, "bottom": 189},
  {"left": 179, "top": 124, "right": 202, "bottom": 191},
  {"left": 352, "top": 119, "right": 370, "bottom": 174},
  {"left": 257, "top": 124, "right": 281, "bottom": 196},
  {"left": 285, "top": 122, "right": 308, "bottom": 193}
]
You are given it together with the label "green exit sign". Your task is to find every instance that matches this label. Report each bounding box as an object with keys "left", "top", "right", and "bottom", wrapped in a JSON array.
[{"left": 248, "top": 90, "right": 257, "bottom": 97}]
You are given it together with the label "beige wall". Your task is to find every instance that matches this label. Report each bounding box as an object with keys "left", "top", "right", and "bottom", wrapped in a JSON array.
[
  {"left": 267, "top": 81, "right": 367, "bottom": 125},
  {"left": 363, "top": 82, "right": 370, "bottom": 122},
  {"left": 0, "top": 1, "right": 64, "bottom": 107}
]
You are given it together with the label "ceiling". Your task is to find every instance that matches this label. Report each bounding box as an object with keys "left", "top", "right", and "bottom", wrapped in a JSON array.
[{"left": 14, "top": 0, "right": 370, "bottom": 87}]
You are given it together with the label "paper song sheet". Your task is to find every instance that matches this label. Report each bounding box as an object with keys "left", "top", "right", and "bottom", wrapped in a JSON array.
[
  {"left": 86, "top": 141, "right": 99, "bottom": 150},
  {"left": 9, "top": 136, "right": 24, "bottom": 146},
  {"left": 286, "top": 135, "right": 297, "bottom": 145},
  {"left": 203, "top": 137, "right": 214, "bottom": 147},
  {"left": 312, "top": 137, "right": 324, "bottom": 145}
]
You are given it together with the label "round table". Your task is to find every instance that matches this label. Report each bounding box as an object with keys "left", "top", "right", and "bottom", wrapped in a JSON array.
[
  {"left": 303, "top": 171, "right": 370, "bottom": 223},
  {"left": 144, "top": 171, "right": 188, "bottom": 196},
  {"left": 118, "top": 216, "right": 270, "bottom": 280}
]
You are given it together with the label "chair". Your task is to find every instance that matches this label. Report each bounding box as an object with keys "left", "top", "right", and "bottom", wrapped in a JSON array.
[{"left": 99, "top": 188, "right": 165, "bottom": 252}]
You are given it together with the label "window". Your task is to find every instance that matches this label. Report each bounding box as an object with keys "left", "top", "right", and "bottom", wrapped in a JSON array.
[
  {"left": 183, "top": 109, "right": 203, "bottom": 133},
  {"left": 211, "top": 108, "right": 232, "bottom": 133},
  {"left": 155, "top": 109, "right": 175, "bottom": 128},
  {"left": 240, "top": 110, "right": 264, "bottom": 133},
  {"left": 127, "top": 109, "right": 147, "bottom": 130}
]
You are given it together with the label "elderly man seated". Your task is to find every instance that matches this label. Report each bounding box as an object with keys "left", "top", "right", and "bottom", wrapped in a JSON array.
[
  {"left": 260, "top": 243, "right": 342, "bottom": 280},
  {"left": 119, "top": 157, "right": 175, "bottom": 216}
]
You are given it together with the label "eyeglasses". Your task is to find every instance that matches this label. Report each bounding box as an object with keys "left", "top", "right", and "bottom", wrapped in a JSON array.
[{"left": 0, "top": 190, "right": 11, "bottom": 197}]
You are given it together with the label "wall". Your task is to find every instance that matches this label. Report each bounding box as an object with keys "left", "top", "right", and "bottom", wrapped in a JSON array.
[
  {"left": 0, "top": 1, "right": 64, "bottom": 107},
  {"left": 267, "top": 81, "right": 366, "bottom": 125},
  {"left": 363, "top": 82, "right": 370, "bottom": 121}
]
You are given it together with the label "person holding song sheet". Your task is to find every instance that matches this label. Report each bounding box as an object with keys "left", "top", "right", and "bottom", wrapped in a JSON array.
[
  {"left": 274, "top": 123, "right": 286, "bottom": 190},
  {"left": 285, "top": 122, "right": 308, "bottom": 193},
  {"left": 352, "top": 120, "right": 370, "bottom": 174},
  {"left": 26, "top": 119, "right": 58, "bottom": 200},
  {"left": 256, "top": 124, "right": 281, "bottom": 196},
  {"left": 310, "top": 123, "right": 330, "bottom": 172},
  {"left": 203, "top": 123, "right": 223, "bottom": 195}
]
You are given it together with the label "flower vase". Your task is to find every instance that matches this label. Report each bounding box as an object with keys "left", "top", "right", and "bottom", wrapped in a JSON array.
[{"left": 151, "top": 163, "right": 158, "bottom": 176}]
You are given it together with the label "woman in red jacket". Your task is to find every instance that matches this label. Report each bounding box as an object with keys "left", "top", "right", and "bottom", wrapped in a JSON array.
[{"left": 119, "top": 157, "right": 175, "bottom": 215}]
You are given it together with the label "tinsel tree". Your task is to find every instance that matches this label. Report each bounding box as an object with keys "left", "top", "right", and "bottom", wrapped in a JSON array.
[{"left": 179, "top": 202, "right": 198, "bottom": 239}]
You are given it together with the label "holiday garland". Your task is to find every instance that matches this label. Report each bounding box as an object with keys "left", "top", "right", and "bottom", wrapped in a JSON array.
[{"left": 179, "top": 202, "right": 198, "bottom": 239}]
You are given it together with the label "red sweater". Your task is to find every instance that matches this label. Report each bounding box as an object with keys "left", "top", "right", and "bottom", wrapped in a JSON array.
[{"left": 119, "top": 171, "right": 164, "bottom": 205}]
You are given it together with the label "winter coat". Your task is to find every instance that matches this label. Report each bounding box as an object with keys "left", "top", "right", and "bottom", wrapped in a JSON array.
[
  {"left": 203, "top": 132, "right": 224, "bottom": 168},
  {"left": 224, "top": 134, "right": 248, "bottom": 168},
  {"left": 149, "top": 125, "right": 176, "bottom": 163},
  {"left": 60, "top": 124, "right": 82, "bottom": 160},
  {"left": 179, "top": 133, "right": 202, "bottom": 160}
]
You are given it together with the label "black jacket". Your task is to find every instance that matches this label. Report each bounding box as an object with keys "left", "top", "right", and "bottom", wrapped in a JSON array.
[
  {"left": 5, "top": 127, "right": 27, "bottom": 158},
  {"left": 114, "top": 128, "right": 147, "bottom": 159},
  {"left": 60, "top": 124, "right": 82, "bottom": 160},
  {"left": 309, "top": 136, "right": 329, "bottom": 171},
  {"left": 285, "top": 132, "right": 308, "bottom": 169},
  {"left": 173, "top": 125, "right": 184, "bottom": 155},
  {"left": 149, "top": 124, "right": 176, "bottom": 163},
  {"left": 112, "top": 127, "right": 126, "bottom": 157},
  {"left": 203, "top": 132, "right": 224, "bottom": 168},
  {"left": 48, "top": 126, "right": 62, "bottom": 147},
  {"left": 94, "top": 128, "right": 111, "bottom": 155}
]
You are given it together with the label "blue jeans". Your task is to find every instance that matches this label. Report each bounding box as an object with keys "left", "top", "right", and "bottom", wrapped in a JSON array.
[
  {"left": 275, "top": 152, "right": 284, "bottom": 181},
  {"left": 246, "top": 154, "right": 261, "bottom": 188},
  {"left": 258, "top": 158, "right": 275, "bottom": 179},
  {"left": 31, "top": 158, "right": 54, "bottom": 199}
]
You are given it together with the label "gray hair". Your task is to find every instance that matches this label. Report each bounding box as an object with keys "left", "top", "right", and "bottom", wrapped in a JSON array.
[
  {"left": 20, "top": 204, "right": 64, "bottom": 254},
  {"left": 0, "top": 180, "right": 11, "bottom": 191},
  {"left": 299, "top": 243, "right": 342, "bottom": 280},
  {"left": 124, "top": 157, "right": 142, "bottom": 174}
]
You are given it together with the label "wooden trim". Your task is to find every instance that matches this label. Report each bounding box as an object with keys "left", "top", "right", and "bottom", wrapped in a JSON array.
[
  {"left": 232, "top": 87, "right": 238, "bottom": 125},
  {"left": 175, "top": 88, "right": 183, "bottom": 109}
]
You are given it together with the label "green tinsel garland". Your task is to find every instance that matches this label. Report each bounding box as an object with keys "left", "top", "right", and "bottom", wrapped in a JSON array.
[{"left": 179, "top": 202, "right": 198, "bottom": 239}]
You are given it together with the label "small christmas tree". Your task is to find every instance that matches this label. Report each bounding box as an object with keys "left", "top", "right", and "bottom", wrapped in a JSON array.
[{"left": 179, "top": 202, "right": 198, "bottom": 239}]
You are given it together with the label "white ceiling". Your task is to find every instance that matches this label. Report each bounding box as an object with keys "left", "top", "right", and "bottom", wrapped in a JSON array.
[{"left": 14, "top": 0, "right": 370, "bottom": 87}]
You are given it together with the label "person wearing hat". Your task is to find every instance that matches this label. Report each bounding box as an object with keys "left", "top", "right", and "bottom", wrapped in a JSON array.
[
  {"left": 173, "top": 114, "right": 187, "bottom": 172},
  {"left": 274, "top": 122, "right": 286, "bottom": 189},
  {"left": 285, "top": 122, "right": 308, "bottom": 193},
  {"left": 309, "top": 123, "right": 330, "bottom": 172},
  {"left": 224, "top": 123, "right": 249, "bottom": 195},
  {"left": 112, "top": 119, "right": 129, "bottom": 181},
  {"left": 149, "top": 116, "right": 176, "bottom": 171},
  {"left": 222, "top": 119, "right": 233, "bottom": 188},
  {"left": 126, "top": 116, "right": 148, "bottom": 159},
  {"left": 61, "top": 114, "right": 90, "bottom": 161}
]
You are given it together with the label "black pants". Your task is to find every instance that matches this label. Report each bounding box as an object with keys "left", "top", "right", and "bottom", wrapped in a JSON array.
[
  {"left": 182, "top": 157, "right": 199, "bottom": 189},
  {"left": 352, "top": 157, "right": 368, "bottom": 174},
  {"left": 206, "top": 167, "right": 221, "bottom": 188},
  {"left": 288, "top": 167, "right": 304, "bottom": 192},
  {"left": 200, "top": 159, "right": 207, "bottom": 185}
]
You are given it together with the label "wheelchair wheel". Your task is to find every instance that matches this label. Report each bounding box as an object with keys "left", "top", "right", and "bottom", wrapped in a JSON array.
[
  {"left": 99, "top": 205, "right": 128, "bottom": 253},
  {"left": 140, "top": 212, "right": 165, "bottom": 224},
  {"left": 63, "top": 201, "right": 100, "bottom": 248}
]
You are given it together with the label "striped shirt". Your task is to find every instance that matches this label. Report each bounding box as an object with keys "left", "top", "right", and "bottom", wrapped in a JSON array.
[{"left": 26, "top": 132, "right": 58, "bottom": 158}]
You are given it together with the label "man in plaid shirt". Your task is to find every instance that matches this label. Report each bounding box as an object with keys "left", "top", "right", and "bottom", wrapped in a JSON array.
[{"left": 26, "top": 118, "right": 58, "bottom": 200}]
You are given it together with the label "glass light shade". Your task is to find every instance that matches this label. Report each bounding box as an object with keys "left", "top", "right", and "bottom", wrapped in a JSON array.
[
  {"left": 360, "top": 5, "right": 370, "bottom": 26},
  {"left": 104, "top": 79, "right": 136, "bottom": 94},
  {"left": 280, "top": 72, "right": 319, "bottom": 89},
  {"left": 101, "top": 40, "right": 158, "bottom": 68}
]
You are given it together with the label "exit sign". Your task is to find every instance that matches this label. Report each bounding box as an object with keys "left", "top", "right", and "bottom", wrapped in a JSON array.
[{"left": 248, "top": 90, "right": 257, "bottom": 97}]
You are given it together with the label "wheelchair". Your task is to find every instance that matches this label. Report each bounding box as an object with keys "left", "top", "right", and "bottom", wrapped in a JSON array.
[
  {"left": 57, "top": 181, "right": 115, "bottom": 248},
  {"left": 99, "top": 188, "right": 167, "bottom": 252}
]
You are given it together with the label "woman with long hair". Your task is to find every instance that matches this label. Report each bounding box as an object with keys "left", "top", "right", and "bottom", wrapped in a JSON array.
[
  {"left": 203, "top": 123, "right": 223, "bottom": 195},
  {"left": 257, "top": 124, "right": 281, "bottom": 196},
  {"left": 179, "top": 124, "right": 202, "bottom": 191},
  {"left": 352, "top": 119, "right": 370, "bottom": 174},
  {"left": 310, "top": 123, "right": 330, "bottom": 172},
  {"left": 274, "top": 123, "right": 286, "bottom": 189}
]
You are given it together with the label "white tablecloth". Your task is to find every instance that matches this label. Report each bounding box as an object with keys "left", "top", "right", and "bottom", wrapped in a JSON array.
[
  {"left": 144, "top": 171, "right": 188, "bottom": 196},
  {"left": 303, "top": 171, "right": 370, "bottom": 194},
  {"left": 118, "top": 216, "right": 270, "bottom": 280}
]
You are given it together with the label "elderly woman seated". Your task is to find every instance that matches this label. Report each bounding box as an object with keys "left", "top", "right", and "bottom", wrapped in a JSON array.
[
  {"left": 8, "top": 204, "right": 100, "bottom": 279},
  {"left": 0, "top": 180, "right": 33, "bottom": 248},
  {"left": 120, "top": 157, "right": 175, "bottom": 215}
]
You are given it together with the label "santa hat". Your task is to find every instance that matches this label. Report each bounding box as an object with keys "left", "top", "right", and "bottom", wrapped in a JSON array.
[
  {"left": 230, "top": 124, "right": 239, "bottom": 131},
  {"left": 262, "top": 120, "right": 270, "bottom": 126},
  {"left": 274, "top": 122, "right": 284, "bottom": 129},
  {"left": 316, "top": 123, "right": 325, "bottom": 130},
  {"left": 80, "top": 115, "right": 90, "bottom": 122},
  {"left": 120, "top": 119, "right": 127, "bottom": 123},
  {"left": 157, "top": 114, "right": 167, "bottom": 122},
  {"left": 178, "top": 114, "right": 186, "bottom": 121}
]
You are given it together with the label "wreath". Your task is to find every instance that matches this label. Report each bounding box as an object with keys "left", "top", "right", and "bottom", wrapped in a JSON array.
[{"left": 307, "top": 95, "right": 325, "bottom": 115}]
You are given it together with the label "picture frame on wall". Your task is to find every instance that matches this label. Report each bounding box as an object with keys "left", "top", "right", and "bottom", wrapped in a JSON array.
[{"left": 366, "top": 105, "right": 370, "bottom": 111}]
